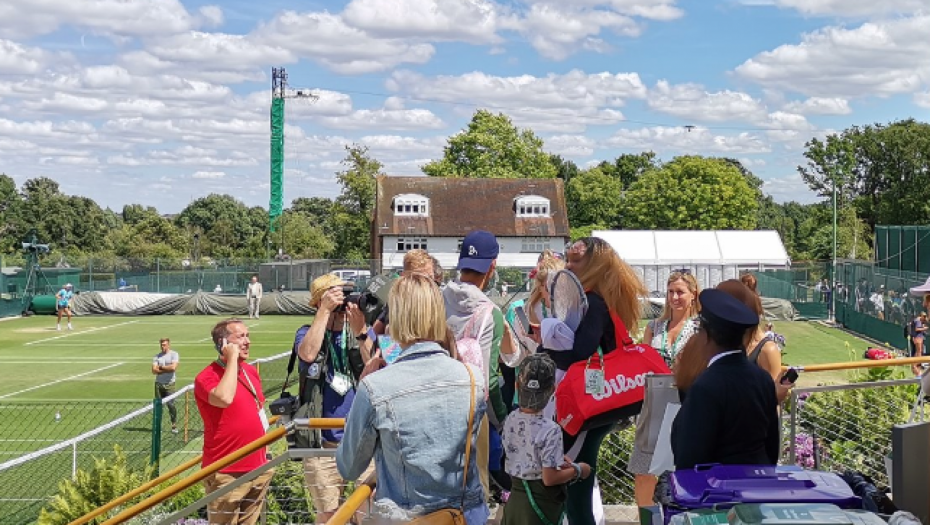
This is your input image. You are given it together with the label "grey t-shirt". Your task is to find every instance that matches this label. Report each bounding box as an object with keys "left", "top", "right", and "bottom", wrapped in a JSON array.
[{"left": 154, "top": 350, "right": 179, "bottom": 385}]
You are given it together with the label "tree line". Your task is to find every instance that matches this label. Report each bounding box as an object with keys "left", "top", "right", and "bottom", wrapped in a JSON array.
[{"left": 1, "top": 112, "right": 927, "bottom": 264}]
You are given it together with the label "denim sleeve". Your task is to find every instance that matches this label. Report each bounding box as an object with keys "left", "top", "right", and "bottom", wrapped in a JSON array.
[
  {"left": 336, "top": 381, "right": 377, "bottom": 481},
  {"left": 488, "top": 308, "right": 508, "bottom": 426}
]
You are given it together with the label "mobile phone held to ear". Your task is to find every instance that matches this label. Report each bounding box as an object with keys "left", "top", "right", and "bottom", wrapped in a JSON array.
[
  {"left": 216, "top": 338, "right": 228, "bottom": 354},
  {"left": 514, "top": 306, "right": 533, "bottom": 335},
  {"left": 781, "top": 367, "right": 799, "bottom": 385}
]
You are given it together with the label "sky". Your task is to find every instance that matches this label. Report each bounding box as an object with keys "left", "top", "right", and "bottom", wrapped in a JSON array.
[{"left": 0, "top": 0, "right": 927, "bottom": 214}]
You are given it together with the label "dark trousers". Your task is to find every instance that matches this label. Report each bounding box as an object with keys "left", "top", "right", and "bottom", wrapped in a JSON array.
[
  {"left": 156, "top": 382, "right": 177, "bottom": 425},
  {"left": 563, "top": 424, "right": 614, "bottom": 525}
]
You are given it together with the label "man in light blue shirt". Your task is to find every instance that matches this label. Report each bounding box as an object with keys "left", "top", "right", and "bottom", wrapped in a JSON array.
[{"left": 55, "top": 283, "right": 74, "bottom": 331}]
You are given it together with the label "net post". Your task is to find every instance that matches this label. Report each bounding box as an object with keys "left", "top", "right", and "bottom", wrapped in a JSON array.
[{"left": 150, "top": 398, "right": 162, "bottom": 474}]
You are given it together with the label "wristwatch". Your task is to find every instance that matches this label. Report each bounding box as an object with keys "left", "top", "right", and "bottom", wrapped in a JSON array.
[{"left": 356, "top": 330, "right": 369, "bottom": 341}]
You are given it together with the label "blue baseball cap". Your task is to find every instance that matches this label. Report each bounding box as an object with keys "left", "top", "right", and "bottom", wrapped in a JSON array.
[{"left": 457, "top": 230, "right": 499, "bottom": 274}]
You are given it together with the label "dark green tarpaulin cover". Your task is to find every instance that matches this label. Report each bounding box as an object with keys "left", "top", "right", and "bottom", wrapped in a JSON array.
[{"left": 66, "top": 291, "right": 315, "bottom": 316}]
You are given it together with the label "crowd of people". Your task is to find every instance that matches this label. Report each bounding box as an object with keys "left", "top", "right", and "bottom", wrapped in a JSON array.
[{"left": 190, "top": 232, "right": 807, "bottom": 525}]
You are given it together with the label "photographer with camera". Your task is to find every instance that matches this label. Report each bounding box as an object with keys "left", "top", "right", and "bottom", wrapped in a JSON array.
[{"left": 296, "top": 274, "right": 374, "bottom": 524}]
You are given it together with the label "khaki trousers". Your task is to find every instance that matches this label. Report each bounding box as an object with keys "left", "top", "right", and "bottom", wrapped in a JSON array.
[
  {"left": 477, "top": 415, "right": 490, "bottom": 500},
  {"left": 203, "top": 469, "right": 275, "bottom": 525}
]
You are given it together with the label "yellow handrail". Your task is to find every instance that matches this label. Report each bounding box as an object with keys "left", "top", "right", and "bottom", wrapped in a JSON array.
[
  {"left": 101, "top": 426, "right": 287, "bottom": 525},
  {"left": 68, "top": 415, "right": 283, "bottom": 525},
  {"left": 67, "top": 456, "right": 202, "bottom": 525},
  {"left": 325, "top": 473, "right": 376, "bottom": 525},
  {"left": 787, "top": 356, "right": 930, "bottom": 373}
]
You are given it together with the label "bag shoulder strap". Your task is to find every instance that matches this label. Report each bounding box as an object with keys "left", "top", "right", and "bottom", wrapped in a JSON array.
[
  {"left": 460, "top": 362, "right": 476, "bottom": 511},
  {"left": 748, "top": 335, "right": 771, "bottom": 364},
  {"left": 461, "top": 303, "right": 493, "bottom": 340},
  {"left": 609, "top": 309, "right": 634, "bottom": 349}
]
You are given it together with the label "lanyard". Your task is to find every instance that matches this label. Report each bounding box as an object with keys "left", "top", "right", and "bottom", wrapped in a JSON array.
[
  {"left": 214, "top": 358, "right": 261, "bottom": 409},
  {"left": 660, "top": 317, "right": 692, "bottom": 358},
  {"left": 325, "top": 326, "right": 349, "bottom": 376}
]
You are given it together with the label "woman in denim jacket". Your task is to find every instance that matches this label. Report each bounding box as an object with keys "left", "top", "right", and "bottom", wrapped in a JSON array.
[{"left": 337, "top": 274, "right": 489, "bottom": 525}]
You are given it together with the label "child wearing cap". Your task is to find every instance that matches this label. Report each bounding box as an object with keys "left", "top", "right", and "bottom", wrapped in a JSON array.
[{"left": 501, "top": 354, "right": 590, "bottom": 525}]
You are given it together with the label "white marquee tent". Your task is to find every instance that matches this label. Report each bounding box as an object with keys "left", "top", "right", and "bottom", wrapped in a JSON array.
[{"left": 594, "top": 230, "right": 790, "bottom": 294}]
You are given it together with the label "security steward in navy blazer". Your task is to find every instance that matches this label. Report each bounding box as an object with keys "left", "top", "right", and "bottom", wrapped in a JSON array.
[{"left": 671, "top": 289, "right": 780, "bottom": 470}]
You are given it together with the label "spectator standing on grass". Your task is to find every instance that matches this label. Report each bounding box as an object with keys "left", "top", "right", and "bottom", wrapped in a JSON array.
[
  {"left": 194, "top": 319, "right": 273, "bottom": 525},
  {"left": 246, "top": 275, "right": 263, "bottom": 319},
  {"left": 152, "top": 338, "right": 179, "bottom": 434},
  {"left": 55, "top": 283, "right": 74, "bottom": 331}
]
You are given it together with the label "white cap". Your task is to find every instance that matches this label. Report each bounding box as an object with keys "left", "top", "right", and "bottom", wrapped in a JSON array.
[{"left": 65, "top": 283, "right": 73, "bottom": 288}]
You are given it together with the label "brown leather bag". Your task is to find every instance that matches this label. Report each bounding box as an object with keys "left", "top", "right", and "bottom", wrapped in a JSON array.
[{"left": 407, "top": 363, "right": 477, "bottom": 525}]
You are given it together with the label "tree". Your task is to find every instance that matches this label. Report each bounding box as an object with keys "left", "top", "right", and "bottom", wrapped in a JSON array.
[
  {"left": 174, "top": 194, "right": 253, "bottom": 256},
  {"left": 331, "top": 145, "right": 383, "bottom": 260},
  {"left": 549, "top": 155, "right": 580, "bottom": 183},
  {"left": 281, "top": 211, "right": 335, "bottom": 259},
  {"left": 799, "top": 119, "right": 930, "bottom": 231},
  {"left": 423, "top": 110, "right": 557, "bottom": 179},
  {"left": 565, "top": 167, "right": 623, "bottom": 228},
  {"left": 0, "top": 174, "right": 19, "bottom": 251},
  {"left": 121, "top": 204, "right": 160, "bottom": 225},
  {"left": 622, "top": 156, "right": 760, "bottom": 230},
  {"left": 599, "top": 152, "right": 659, "bottom": 190}
]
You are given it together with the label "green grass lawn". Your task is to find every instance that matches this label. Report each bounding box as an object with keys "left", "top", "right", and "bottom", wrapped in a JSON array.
[{"left": 0, "top": 314, "right": 308, "bottom": 525}]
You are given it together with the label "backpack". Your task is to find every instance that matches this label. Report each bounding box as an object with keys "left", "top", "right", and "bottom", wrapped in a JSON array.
[{"left": 456, "top": 303, "right": 494, "bottom": 398}]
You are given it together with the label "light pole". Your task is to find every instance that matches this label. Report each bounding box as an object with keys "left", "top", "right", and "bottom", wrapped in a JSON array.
[{"left": 831, "top": 180, "right": 837, "bottom": 324}]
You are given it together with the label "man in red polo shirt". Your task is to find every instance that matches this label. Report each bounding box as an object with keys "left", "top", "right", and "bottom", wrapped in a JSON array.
[{"left": 195, "top": 318, "right": 273, "bottom": 525}]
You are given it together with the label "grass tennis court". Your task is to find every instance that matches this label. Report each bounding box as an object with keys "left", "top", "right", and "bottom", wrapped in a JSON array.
[
  {"left": 0, "top": 314, "right": 307, "bottom": 524},
  {"left": 0, "top": 314, "right": 896, "bottom": 523}
]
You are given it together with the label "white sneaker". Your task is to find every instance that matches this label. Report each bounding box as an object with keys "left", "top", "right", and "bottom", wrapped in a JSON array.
[
  {"left": 67, "top": 323, "right": 73, "bottom": 330},
  {"left": 56, "top": 325, "right": 61, "bottom": 331}
]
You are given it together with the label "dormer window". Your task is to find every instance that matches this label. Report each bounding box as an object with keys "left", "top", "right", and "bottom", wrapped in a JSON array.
[
  {"left": 515, "top": 195, "right": 550, "bottom": 218},
  {"left": 393, "top": 194, "right": 430, "bottom": 217}
]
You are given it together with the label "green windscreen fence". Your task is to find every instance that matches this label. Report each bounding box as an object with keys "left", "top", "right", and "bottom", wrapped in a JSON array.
[
  {"left": 0, "top": 271, "right": 23, "bottom": 318},
  {"left": 875, "top": 225, "right": 930, "bottom": 274}
]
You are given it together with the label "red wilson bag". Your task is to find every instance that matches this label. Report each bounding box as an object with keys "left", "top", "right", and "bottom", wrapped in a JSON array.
[{"left": 556, "top": 309, "right": 671, "bottom": 436}]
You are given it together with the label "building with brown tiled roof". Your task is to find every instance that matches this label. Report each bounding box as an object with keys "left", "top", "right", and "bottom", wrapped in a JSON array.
[{"left": 373, "top": 176, "right": 570, "bottom": 271}]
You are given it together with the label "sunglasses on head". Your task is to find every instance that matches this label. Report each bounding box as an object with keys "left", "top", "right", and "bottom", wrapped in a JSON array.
[{"left": 672, "top": 268, "right": 692, "bottom": 275}]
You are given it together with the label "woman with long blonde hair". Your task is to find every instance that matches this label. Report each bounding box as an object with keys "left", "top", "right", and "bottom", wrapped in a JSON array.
[
  {"left": 527, "top": 253, "right": 565, "bottom": 324},
  {"left": 629, "top": 270, "right": 701, "bottom": 506},
  {"left": 555, "top": 237, "right": 648, "bottom": 525}
]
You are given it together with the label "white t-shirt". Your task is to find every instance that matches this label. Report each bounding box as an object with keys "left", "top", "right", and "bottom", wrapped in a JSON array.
[{"left": 502, "top": 410, "right": 563, "bottom": 480}]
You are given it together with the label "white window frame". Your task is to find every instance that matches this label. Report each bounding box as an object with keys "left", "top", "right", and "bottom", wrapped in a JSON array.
[
  {"left": 515, "top": 195, "right": 550, "bottom": 218},
  {"left": 396, "top": 237, "right": 428, "bottom": 252},
  {"left": 394, "top": 194, "right": 430, "bottom": 217},
  {"left": 521, "top": 237, "right": 549, "bottom": 253}
]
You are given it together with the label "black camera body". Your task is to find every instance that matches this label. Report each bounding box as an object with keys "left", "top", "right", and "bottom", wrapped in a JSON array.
[
  {"left": 269, "top": 392, "right": 300, "bottom": 447},
  {"left": 335, "top": 283, "right": 387, "bottom": 326}
]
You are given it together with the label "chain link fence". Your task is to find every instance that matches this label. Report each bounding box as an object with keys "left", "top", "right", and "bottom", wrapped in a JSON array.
[
  {"left": 0, "top": 352, "right": 293, "bottom": 525},
  {"left": 784, "top": 376, "right": 923, "bottom": 489}
]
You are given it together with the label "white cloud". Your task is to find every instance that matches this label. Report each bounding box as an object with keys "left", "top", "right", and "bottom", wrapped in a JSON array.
[
  {"left": 319, "top": 99, "right": 445, "bottom": 130},
  {"left": 0, "top": 39, "right": 61, "bottom": 74},
  {"left": 192, "top": 170, "right": 226, "bottom": 179},
  {"left": 0, "top": 0, "right": 197, "bottom": 39},
  {"left": 747, "top": 0, "right": 926, "bottom": 17},
  {"left": 546, "top": 134, "right": 597, "bottom": 157},
  {"left": 735, "top": 15, "right": 930, "bottom": 98},
  {"left": 647, "top": 81, "right": 768, "bottom": 123},
  {"left": 915, "top": 91, "right": 930, "bottom": 109},
  {"left": 252, "top": 11, "right": 435, "bottom": 74},
  {"left": 389, "top": 69, "right": 647, "bottom": 109},
  {"left": 762, "top": 172, "right": 820, "bottom": 204},
  {"left": 782, "top": 97, "right": 852, "bottom": 115},
  {"left": 517, "top": 4, "right": 639, "bottom": 60},
  {"left": 341, "top": 0, "right": 506, "bottom": 44},
  {"left": 198, "top": 5, "right": 224, "bottom": 27},
  {"left": 603, "top": 126, "right": 771, "bottom": 155},
  {"left": 144, "top": 32, "right": 293, "bottom": 76}
]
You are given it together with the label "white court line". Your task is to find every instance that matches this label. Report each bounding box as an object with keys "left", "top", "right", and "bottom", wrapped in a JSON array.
[
  {"left": 0, "top": 363, "right": 123, "bottom": 399},
  {"left": 0, "top": 360, "right": 153, "bottom": 364},
  {"left": 24, "top": 320, "right": 141, "bottom": 346}
]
